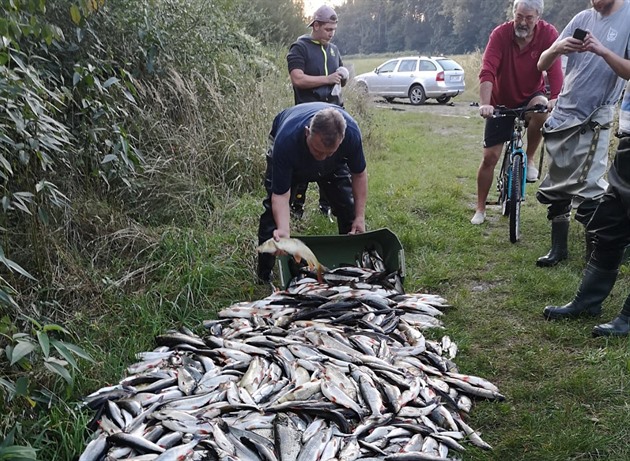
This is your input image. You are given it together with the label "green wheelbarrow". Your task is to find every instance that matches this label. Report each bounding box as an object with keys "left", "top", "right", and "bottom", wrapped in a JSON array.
[{"left": 276, "top": 228, "right": 405, "bottom": 289}]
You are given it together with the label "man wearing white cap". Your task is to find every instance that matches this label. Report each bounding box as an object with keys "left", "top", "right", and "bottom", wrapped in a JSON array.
[{"left": 287, "top": 4, "right": 349, "bottom": 218}]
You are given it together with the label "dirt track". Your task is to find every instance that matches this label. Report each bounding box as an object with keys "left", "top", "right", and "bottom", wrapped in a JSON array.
[{"left": 369, "top": 96, "right": 479, "bottom": 119}]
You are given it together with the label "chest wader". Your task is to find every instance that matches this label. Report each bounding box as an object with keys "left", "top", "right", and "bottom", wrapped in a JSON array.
[
  {"left": 536, "top": 119, "right": 607, "bottom": 267},
  {"left": 544, "top": 136, "right": 630, "bottom": 328},
  {"left": 591, "top": 135, "right": 630, "bottom": 336}
]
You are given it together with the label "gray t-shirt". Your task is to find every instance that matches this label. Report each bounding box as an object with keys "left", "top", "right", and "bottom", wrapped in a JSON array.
[
  {"left": 547, "top": 1, "right": 630, "bottom": 130},
  {"left": 619, "top": 80, "right": 630, "bottom": 134}
]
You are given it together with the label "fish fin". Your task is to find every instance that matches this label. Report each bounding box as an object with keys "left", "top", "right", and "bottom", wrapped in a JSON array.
[{"left": 316, "top": 264, "right": 325, "bottom": 284}]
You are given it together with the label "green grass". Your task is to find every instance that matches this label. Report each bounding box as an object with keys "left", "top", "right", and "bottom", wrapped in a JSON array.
[
  {"left": 23, "top": 54, "right": 630, "bottom": 460},
  {"left": 360, "top": 107, "right": 630, "bottom": 460},
  {"left": 66, "top": 99, "right": 630, "bottom": 461}
]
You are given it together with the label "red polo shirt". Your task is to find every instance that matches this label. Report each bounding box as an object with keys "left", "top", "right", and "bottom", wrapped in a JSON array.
[{"left": 479, "top": 19, "right": 563, "bottom": 108}]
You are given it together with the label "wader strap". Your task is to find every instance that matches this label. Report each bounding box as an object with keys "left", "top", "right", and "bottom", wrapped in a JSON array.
[
  {"left": 538, "top": 138, "right": 545, "bottom": 174},
  {"left": 578, "top": 122, "right": 602, "bottom": 184}
]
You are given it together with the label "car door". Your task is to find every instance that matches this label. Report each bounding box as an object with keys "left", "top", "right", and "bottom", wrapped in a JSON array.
[
  {"left": 389, "top": 58, "right": 418, "bottom": 96},
  {"left": 369, "top": 59, "right": 399, "bottom": 94},
  {"left": 418, "top": 59, "right": 439, "bottom": 94}
]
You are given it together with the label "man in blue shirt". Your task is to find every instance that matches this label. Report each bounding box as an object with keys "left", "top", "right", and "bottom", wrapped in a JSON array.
[{"left": 256, "top": 102, "right": 368, "bottom": 284}]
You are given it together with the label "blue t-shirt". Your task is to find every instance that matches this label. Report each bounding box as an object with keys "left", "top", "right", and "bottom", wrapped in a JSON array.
[{"left": 269, "top": 102, "right": 366, "bottom": 195}]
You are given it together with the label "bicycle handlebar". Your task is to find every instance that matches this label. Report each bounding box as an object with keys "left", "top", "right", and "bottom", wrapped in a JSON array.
[{"left": 493, "top": 104, "right": 548, "bottom": 118}]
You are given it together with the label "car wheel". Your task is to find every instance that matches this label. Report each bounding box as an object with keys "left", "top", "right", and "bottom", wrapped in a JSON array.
[
  {"left": 409, "top": 85, "right": 426, "bottom": 105},
  {"left": 356, "top": 81, "right": 368, "bottom": 95},
  {"left": 436, "top": 96, "right": 451, "bottom": 104}
]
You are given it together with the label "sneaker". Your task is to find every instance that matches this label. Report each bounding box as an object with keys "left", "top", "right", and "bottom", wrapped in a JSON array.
[
  {"left": 319, "top": 205, "right": 331, "bottom": 216},
  {"left": 471, "top": 211, "right": 486, "bottom": 225},
  {"left": 526, "top": 165, "right": 539, "bottom": 183}
]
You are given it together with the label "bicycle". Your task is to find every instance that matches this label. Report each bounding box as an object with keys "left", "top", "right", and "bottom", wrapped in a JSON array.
[{"left": 494, "top": 104, "right": 548, "bottom": 243}]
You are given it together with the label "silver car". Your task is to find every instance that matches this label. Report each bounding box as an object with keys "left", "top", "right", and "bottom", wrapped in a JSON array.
[{"left": 354, "top": 56, "right": 465, "bottom": 105}]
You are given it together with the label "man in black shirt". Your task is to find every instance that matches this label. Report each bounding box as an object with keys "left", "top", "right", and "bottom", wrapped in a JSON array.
[{"left": 286, "top": 5, "right": 348, "bottom": 219}]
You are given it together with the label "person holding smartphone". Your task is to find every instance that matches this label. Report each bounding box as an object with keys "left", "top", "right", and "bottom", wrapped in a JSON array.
[{"left": 535, "top": 0, "right": 630, "bottom": 270}]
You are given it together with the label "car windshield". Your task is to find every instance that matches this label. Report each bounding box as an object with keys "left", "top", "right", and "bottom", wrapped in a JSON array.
[{"left": 437, "top": 59, "right": 462, "bottom": 71}]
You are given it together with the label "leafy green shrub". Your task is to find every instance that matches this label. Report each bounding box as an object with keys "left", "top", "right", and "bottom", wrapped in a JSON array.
[
  {"left": 0, "top": 314, "right": 94, "bottom": 405},
  {"left": 0, "top": 428, "right": 37, "bottom": 461}
]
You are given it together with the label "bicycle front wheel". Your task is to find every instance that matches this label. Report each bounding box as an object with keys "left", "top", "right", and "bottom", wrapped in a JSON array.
[
  {"left": 498, "top": 146, "right": 510, "bottom": 216},
  {"left": 509, "top": 154, "right": 523, "bottom": 243}
]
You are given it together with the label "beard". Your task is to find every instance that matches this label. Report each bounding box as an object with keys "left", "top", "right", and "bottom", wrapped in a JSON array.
[{"left": 514, "top": 26, "right": 530, "bottom": 39}]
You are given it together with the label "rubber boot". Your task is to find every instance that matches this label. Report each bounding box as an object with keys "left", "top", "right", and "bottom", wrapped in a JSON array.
[
  {"left": 585, "top": 231, "right": 595, "bottom": 264},
  {"left": 536, "top": 218, "right": 569, "bottom": 267},
  {"left": 543, "top": 263, "right": 618, "bottom": 320},
  {"left": 592, "top": 293, "right": 630, "bottom": 337}
]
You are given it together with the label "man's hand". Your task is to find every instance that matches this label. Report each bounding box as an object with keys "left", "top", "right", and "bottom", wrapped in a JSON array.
[
  {"left": 582, "top": 32, "right": 607, "bottom": 57},
  {"left": 479, "top": 104, "right": 495, "bottom": 119},
  {"left": 272, "top": 228, "right": 289, "bottom": 241},
  {"left": 348, "top": 216, "right": 366, "bottom": 235},
  {"left": 556, "top": 35, "right": 587, "bottom": 55},
  {"left": 327, "top": 72, "right": 344, "bottom": 85}
]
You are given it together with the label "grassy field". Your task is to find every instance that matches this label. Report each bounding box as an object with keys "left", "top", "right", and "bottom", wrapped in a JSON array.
[
  {"left": 362, "top": 108, "right": 630, "bottom": 461},
  {"left": 334, "top": 56, "right": 630, "bottom": 460},
  {"left": 58, "top": 54, "right": 630, "bottom": 461}
]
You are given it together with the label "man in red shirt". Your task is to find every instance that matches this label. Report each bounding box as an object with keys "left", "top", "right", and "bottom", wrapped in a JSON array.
[{"left": 471, "top": 0, "right": 563, "bottom": 225}]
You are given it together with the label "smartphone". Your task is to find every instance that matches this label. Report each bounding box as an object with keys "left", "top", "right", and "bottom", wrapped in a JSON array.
[{"left": 573, "top": 28, "right": 587, "bottom": 41}]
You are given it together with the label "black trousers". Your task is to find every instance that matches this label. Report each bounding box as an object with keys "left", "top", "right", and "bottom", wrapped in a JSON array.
[
  {"left": 586, "top": 189, "right": 630, "bottom": 270},
  {"left": 290, "top": 182, "right": 330, "bottom": 210},
  {"left": 257, "top": 155, "right": 355, "bottom": 280},
  {"left": 586, "top": 136, "right": 630, "bottom": 271},
  {"left": 536, "top": 193, "right": 599, "bottom": 226}
]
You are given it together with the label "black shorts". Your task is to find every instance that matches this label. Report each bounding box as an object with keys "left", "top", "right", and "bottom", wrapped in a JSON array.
[{"left": 483, "top": 92, "right": 545, "bottom": 148}]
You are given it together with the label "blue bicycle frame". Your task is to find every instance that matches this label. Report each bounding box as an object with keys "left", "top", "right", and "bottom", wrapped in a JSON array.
[{"left": 495, "top": 104, "right": 547, "bottom": 243}]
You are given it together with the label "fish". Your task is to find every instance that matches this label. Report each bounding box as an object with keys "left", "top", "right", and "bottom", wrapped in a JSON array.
[
  {"left": 257, "top": 238, "right": 326, "bottom": 281},
  {"left": 78, "top": 433, "right": 108, "bottom": 461},
  {"left": 79, "top": 246, "right": 505, "bottom": 461}
]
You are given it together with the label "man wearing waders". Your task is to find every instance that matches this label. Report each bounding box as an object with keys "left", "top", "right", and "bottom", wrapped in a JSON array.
[
  {"left": 543, "top": 81, "right": 630, "bottom": 334},
  {"left": 535, "top": 0, "right": 630, "bottom": 267}
]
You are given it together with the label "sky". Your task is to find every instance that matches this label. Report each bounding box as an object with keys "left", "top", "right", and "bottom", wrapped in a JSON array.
[{"left": 303, "top": 0, "right": 346, "bottom": 17}]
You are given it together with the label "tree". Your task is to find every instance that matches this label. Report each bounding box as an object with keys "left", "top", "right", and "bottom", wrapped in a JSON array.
[
  {"left": 241, "top": 0, "right": 307, "bottom": 46},
  {"left": 327, "top": 0, "right": 591, "bottom": 55}
]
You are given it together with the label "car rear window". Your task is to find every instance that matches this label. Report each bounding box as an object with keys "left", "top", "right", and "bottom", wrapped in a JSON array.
[{"left": 437, "top": 59, "right": 462, "bottom": 71}]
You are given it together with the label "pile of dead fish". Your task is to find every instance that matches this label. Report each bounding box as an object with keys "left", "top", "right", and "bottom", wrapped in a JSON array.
[{"left": 79, "top": 265, "right": 504, "bottom": 461}]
